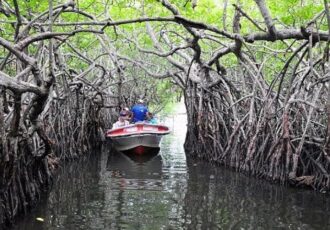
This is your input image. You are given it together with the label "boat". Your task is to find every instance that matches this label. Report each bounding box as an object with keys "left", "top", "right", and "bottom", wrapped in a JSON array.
[{"left": 105, "top": 123, "right": 170, "bottom": 154}]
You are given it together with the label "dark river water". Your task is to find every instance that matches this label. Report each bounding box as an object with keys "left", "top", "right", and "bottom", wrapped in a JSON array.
[{"left": 12, "top": 104, "right": 330, "bottom": 230}]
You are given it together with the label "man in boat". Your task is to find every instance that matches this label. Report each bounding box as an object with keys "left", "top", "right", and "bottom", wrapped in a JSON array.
[
  {"left": 112, "top": 111, "right": 130, "bottom": 129},
  {"left": 131, "top": 99, "right": 148, "bottom": 123},
  {"left": 123, "top": 107, "right": 132, "bottom": 122}
]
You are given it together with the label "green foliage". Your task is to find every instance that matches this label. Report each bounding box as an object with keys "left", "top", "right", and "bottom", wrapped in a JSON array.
[
  {"left": 149, "top": 79, "right": 181, "bottom": 115},
  {"left": 269, "top": 0, "right": 323, "bottom": 25},
  {"left": 0, "top": 0, "right": 326, "bottom": 114}
]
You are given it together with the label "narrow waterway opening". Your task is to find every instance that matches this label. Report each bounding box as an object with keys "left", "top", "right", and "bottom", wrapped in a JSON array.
[{"left": 12, "top": 103, "right": 330, "bottom": 229}]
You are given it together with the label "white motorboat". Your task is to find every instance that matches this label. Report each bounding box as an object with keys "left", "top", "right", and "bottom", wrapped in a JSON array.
[{"left": 105, "top": 123, "right": 170, "bottom": 154}]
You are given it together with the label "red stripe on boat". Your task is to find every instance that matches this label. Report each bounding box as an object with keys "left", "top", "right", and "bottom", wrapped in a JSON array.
[{"left": 106, "top": 124, "right": 170, "bottom": 137}]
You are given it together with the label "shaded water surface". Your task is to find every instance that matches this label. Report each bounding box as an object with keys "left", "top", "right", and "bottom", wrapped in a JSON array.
[{"left": 12, "top": 106, "right": 330, "bottom": 229}]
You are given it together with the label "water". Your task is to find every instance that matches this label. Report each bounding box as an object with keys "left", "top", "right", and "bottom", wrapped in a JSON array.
[{"left": 12, "top": 103, "right": 330, "bottom": 230}]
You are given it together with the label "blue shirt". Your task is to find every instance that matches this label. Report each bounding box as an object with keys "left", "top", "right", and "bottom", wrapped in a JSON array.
[{"left": 131, "top": 104, "right": 148, "bottom": 122}]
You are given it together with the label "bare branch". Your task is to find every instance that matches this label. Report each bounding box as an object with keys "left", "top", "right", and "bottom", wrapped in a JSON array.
[
  {"left": 0, "top": 37, "right": 36, "bottom": 65},
  {"left": 0, "top": 71, "right": 43, "bottom": 95},
  {"left": 254, "top": 0, "right": 277, "bottom": 37},
  {"left": 245, "top": 29, "right": 330, "bottom": 43},
  {"left": 233, "top": 4, "right": 266, "bottom": 32},
  {"left": 15, "top": 29, "right": 103, "bottom": 50}
]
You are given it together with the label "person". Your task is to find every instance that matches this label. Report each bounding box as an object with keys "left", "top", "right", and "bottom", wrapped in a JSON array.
[
  {"left": 112, "top": 111, "right": 130, "bottom": 129},
  {"left": 123, "top": 107, "right": 133, "bottom": 122},
  {"left": 131, "top": 99, "right": 148, "bottom": 123},
  {"left": 146, "top": 112, "right": 158, "bottom": 124}
]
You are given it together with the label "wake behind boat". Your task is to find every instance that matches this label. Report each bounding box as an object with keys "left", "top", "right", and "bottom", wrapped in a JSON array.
[{"left": 106, "top": 123, "right": 170, "bottom": 153}]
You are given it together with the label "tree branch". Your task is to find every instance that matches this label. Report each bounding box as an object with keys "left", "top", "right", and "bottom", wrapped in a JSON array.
[
  {"left": 15, "top": 29, "right": 103, "bottom": 50},
  {"left": 233, "top": 4, "right": 266, "bottom": 32},
  {"left": 254, "top": 0, "right": 277, "bottom": 38},
  {"left": 0, "top": 71, "right": 43, "bottom": 95}
]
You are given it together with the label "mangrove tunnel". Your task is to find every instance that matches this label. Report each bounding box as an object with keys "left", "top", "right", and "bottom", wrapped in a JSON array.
[{"left": 0, "top": 0, "right": 330, "bottom": 228}]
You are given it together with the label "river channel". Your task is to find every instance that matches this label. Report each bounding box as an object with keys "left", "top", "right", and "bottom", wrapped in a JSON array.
[{"left": 12, "top": 104, "right": 330, "bottom": 230}]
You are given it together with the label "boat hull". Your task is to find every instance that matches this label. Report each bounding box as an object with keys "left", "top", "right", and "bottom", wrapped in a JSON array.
[
  {"left": 105, "top": 124, "right": 170, "bottom": 153},
  {"left": 111, "top": 134, "right": 163, "bottom": 151}
]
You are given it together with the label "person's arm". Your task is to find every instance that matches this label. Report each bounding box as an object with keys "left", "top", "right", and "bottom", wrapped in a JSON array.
[
  {"left": 144, "top": 107, "right": 148, "bottom": 120},
  {"left": 128, "top": 111, "right": 133, "bottom": 121},
  {"left": 112, "top": 122, "right": 118, "bottom": 129}
]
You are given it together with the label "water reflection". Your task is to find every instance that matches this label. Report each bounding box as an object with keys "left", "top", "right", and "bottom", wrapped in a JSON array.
[
  {"left": 104, "top": 149, "right": 163, "bottom": 191},
  {"left": 182, "top": 159, "right": 330, "bottom": 229},
  {"left": 11, "top": 103, "right": 330, "bottom": 230}
]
